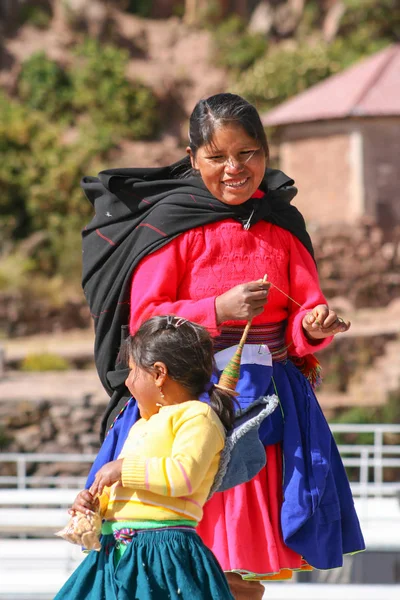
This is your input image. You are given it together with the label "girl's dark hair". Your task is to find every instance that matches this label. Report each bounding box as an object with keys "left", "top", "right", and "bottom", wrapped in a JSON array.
[
  {"left": 123, "top": 315, "right": 236, "bottom": 430},
  {"left": 188, "top": 93, "right": 269, "bottom": 161}
]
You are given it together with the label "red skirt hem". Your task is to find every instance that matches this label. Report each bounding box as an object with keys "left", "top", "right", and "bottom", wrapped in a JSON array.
[{"left": 197, "top": 443, "right": 304, "bottom": 578}]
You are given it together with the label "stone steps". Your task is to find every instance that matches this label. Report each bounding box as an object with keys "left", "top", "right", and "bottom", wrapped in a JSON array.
[{"left": 340, "top": 336, "right": 400, "bottom": 407}]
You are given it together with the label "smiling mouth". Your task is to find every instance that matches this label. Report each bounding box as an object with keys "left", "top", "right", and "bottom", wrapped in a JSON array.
[{"left": 222, "top": 178, "right": 249, "bottom": 189}]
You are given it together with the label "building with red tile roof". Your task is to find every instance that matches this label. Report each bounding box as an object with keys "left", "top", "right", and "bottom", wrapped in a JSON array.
[{"left": 262, "top": 44, "right": 400, "bottom": 230}]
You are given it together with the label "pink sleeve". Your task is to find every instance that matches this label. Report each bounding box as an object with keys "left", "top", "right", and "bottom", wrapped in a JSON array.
[
  {"left": 129, "top": 234, "right": 219, "bottom": 334},
  {"left": 285, "top": 234, "right": 333, "bottom": 357}
]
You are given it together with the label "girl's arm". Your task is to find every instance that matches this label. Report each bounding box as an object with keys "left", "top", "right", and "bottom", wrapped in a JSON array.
[
  {"left": 129, "top": 233, "right": 220, "bottom": 335},
  {"left": 121, "top": 411, "right": 225, "bottom": 497}
]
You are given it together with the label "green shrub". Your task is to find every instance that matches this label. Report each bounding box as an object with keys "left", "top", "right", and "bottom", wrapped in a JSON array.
[
  {"left": 213, "top": 16, "right": 267, "bottom": 71},
  {"left": 331, "top": 387, "right": 400, "bottom": 447},
  {"left": 235, "top": 41, "right": 337, "bottom": 111},
  {"left": 70, "top": 39, "right": 159, "bottom": 139},
  {"left": 0, "top": 92, "right": 51, "bottom": 239},
  {"left": 18, "top": 52, "right": 72, "bottom": 120},
  {"left": 172, "top": 1, "right": 185, "bottom": 18},
  {"left": 127, "top": 0, "right": 153, "bottom": 18},
  {"left": 340, "top": 0, "right": 400, "bottom": 42},
  {"left": 0, "top": 425, "right": 12, "bottom": 451},
  {"left": 0, "top": 92, "right": 112, "bottom": 289},
  {"left": 19, "top": 5, "right": 52, "bottom": 29},
  {"left": 198, "top": 0, "right": 224, "bottom": 27},
  {"left": 16, "top": 41, "right": 160, "bottom": 140},
  {"left": 234, "top": 34, "right": 389, "bottom": 112},
  {"left": 0, "top": 252, "right": 35, "bottom": 292},
  {"left": 297, "top": 0, "right": 399, "bottom": 42},
  {"left": 21, "top": 353, "right": 70, "bottom": 372}
]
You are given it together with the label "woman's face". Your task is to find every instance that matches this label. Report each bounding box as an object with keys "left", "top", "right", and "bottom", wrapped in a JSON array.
[{"left": 188, "top": 124, "right": 267, "bottom": 205}]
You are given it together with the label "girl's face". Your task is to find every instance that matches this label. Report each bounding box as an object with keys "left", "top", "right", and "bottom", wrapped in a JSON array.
[
  {"left": 188, "top": 124, "right": 267, "bottom": 206},
  {"left": 125, "top": 360, "right": 161, "bottom": 420}
]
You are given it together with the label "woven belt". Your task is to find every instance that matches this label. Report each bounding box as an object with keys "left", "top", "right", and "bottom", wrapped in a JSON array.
[
  {"left": 214, "top": 321, "right": 288, "bottom": 362},
  {"left": 112, "top": 525, "right": 196, "bottom": 546}
]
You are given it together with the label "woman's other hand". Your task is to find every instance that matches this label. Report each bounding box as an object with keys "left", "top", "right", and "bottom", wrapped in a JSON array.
[
  {"left": 68, "top": 489, "right": 98, "bottom": 516},
  {"left": 302, "top": 304, "right": 351, "bottom": 340},
  {"left": 89, "top": 459, "right": 123, "bottom": 497},
  {"left": 216, "top": 279, "right": 271, "bottom": 324}
]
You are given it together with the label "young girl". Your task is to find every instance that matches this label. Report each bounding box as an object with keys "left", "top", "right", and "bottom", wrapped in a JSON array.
[{"left": 54, "top": 315, "right": 236, "bottom": 600}]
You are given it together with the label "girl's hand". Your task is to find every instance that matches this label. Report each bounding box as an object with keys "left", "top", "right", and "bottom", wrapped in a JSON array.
[
  {"left": 89, "top": 459, "right": 123, "bottom": 497},
  {"left": 302, "top": 304, "right": 351, "bottom": 340},
  {"left": 68, "top": 489, "right": 98, "bottom": 516},
  {"left": 216, "top": 279, "right": 271, "bottom": 324}
]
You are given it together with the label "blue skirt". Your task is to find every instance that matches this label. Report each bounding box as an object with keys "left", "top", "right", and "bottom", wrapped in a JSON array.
[{"left": 54, "top": 529, "right": 234, "bottom": 600}]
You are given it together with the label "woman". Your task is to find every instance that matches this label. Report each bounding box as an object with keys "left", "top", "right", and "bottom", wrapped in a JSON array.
[{"left": 81, "top": 93, "right": 365, "bottom": 600}]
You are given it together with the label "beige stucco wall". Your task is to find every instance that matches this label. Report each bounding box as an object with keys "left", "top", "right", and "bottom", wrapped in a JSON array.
[
  {"left": 276, "top": 121, "right": 364, "bottom": 230},
  {"left": 362, "top": 118, "right": 400, "bottom": 228}
]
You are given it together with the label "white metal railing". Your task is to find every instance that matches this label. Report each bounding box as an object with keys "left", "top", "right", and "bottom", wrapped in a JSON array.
[
  {"left": 0, "top": 453, "right": 96, "bottom": 489},
  {"left": 0, "top": 424, "right": 399, "bottom": 497},
  {"left": 330, "top": 424, "right": 400, "bottom": 499}
]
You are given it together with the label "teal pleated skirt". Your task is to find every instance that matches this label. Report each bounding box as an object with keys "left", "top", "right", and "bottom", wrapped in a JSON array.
[{"left": 54, "top": 529, "right": 234, "bottom": 599}]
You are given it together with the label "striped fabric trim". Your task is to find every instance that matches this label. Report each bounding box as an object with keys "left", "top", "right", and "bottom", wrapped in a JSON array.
[
  {"left": 214, "top": 321, "right": 289, "bottom": 362},
  {"left": 230, "top": 557, "right": 313, "bottom": 581},
  {"left": 106, "top": 398, "right": 131, "bottom": 438},
  {"left": 181, "top": 496, "right": 202, "bottom": 510},
  {"left": 166, "top": 461, "right": 175, "bottom": 496},
  {"left": 176, "top": 460, "right": 192, "bottom": 494},
  {"left": 161, "top": 458, "right": 171, "bottom": 495}
]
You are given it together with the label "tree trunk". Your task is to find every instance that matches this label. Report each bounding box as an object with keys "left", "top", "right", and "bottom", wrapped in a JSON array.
[
  {"left": 183, "top": 0, "right": 208, "bottom": 25},
  {"left": 322, "top": 0, "right": 346, "bottom": 42}
]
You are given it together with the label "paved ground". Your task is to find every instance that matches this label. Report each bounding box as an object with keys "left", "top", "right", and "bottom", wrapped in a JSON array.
[
  {"left": 0, "top": 329, "right": 107, "bottom": 404},
  {"left": 1, "top": 328, "right": 96, "bottom": 364},
  {"left": 0, "top": 369, "right": 107, "bottom": 404}
]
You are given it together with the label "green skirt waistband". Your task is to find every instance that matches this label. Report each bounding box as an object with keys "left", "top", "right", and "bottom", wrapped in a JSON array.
[{"left": 101, "top": 519, "right": 196, "bottom": 535}]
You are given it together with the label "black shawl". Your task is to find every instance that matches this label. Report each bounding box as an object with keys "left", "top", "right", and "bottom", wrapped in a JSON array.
[{"left": 81, "top": 157, "right": 313, "bottom": 437}]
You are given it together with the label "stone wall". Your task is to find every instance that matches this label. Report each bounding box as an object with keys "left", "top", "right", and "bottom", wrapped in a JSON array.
[
  {"left": 314, "top": 219, "right": 400, "bottom": 309},
  {"left": 0, "top": 395, "right": 106, "bottom": 482}
]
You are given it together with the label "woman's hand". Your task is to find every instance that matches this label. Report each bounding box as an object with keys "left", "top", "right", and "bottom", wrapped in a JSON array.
[
  {"left": 68, "top": 489, "right": 98, "bottom": 516},
  {"left": 216, "top": 279, "right": 271, "bottom": 324},
  {"left": 302, "top": 304, "right": 351, "bottom": 340},
  {"left": 89, "top": 459, "right": 123, "bottom": 497}
]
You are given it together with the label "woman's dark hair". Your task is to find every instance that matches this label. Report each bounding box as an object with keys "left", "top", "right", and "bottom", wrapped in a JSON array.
[
  {"left": 123, "top": 315, "right": 236, "bottom": 430},
  {"left": 188, "top": 93, "right": 269, "bottom": 161}
]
